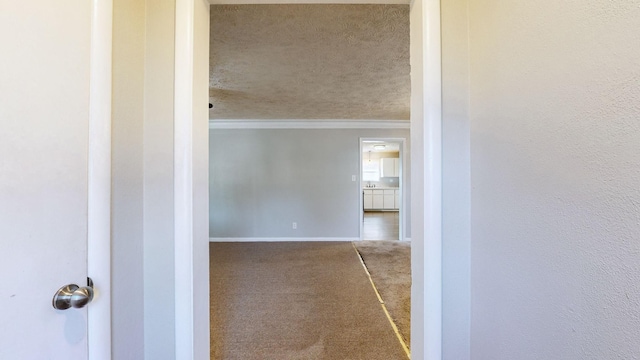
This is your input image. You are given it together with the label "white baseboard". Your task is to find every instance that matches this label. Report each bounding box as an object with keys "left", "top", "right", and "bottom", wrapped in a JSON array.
[{"left": 209, "top": 237, "right": 360, "bottom": 242}]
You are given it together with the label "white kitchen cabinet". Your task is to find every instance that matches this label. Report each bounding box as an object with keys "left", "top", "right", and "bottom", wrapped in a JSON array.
[
  {"left": 363, "top": 189, "right": 373, "bottom": 209},
  {"left": 363, "top": 188, "right": 400, "bottom": 211},
  {"left": 380, "top": 158, "right": 399, "bottom": 177},
  {"left": 383, "top": 189, "right": 395, "bottom": 209},
  {"left": 372, "top": 191, "right": 384, "bottom": 209}
]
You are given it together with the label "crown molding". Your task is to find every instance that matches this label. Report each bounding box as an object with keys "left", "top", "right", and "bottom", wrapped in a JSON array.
[{"left": 209, "top": 119, "right": 410, "bottom": 129}]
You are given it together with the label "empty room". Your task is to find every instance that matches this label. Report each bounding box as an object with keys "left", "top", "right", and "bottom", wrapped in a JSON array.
[{"left": 208, "top": 4, "right": 412, "bottom": 359}]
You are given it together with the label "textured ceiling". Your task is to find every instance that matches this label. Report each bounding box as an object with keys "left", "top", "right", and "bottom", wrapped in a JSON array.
[{"left": 209, "top": 5, "right": 410, "bottom": 120}]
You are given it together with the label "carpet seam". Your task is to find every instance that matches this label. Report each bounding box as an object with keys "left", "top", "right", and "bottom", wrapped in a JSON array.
[{"left": 351, "top": 242, "right": 411, "bottom": 360}]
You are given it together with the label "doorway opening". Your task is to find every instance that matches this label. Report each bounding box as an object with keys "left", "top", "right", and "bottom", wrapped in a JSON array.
[
  {"left": 206, "top": 3, "right": 421, "bottom": 359},
  {"left": 360, "top": 138, "right": 406, "bottom": 241}
]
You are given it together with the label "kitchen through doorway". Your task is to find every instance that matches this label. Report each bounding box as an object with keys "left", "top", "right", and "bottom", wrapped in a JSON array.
[{"left": 360, "top": 138, "right": 405, "bottom": 241}]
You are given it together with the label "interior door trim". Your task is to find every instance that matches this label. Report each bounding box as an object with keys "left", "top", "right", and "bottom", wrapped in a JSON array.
[
  {"left": 410, "top": 0, "right": 443, "bottom": 358},
  {"left": 87, "top": 0, "right": 113, "bottom": 359},
  {"left": 358, "top": 137, "right": 407, "bottom": 242},
  {"left": 191, "top": 1, "right": 443, "bottom": 359}
]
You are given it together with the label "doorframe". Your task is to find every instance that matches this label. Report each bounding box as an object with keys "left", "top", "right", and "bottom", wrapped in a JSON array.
[
  {"left": 359, "top": 138, "right": 407, "bottom": 242},
  {"left": 182, "top": 1, "right": 443, "bottom": 359},
  {"left": 85, "top": 1, "right": 444, "bottom": 359},
  {"left": 88, "top": 0, "right": 113, "bottom": 359},
  {"left": 409, "top": 0, "right": 443, "bottom": 358}
]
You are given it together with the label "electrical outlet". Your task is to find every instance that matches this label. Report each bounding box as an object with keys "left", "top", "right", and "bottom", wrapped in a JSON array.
[
  {"left": 351, "top": 175, "right": 356, "bottom": 181},
  {"left": 292, "top": 222, "right": 297, "bottom": 230}
]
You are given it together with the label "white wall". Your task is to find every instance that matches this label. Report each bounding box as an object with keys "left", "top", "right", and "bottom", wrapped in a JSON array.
[
  {"left": 209, "top": 128, "right": 411, "bottom": 240},
  {"left": 143, "top": 0, "right": 177, "bottom": 358},
  {"left": 441, "top": 0, "right": 471, "bottom": 358},
  {"left": 468, "top": 1, "right": 640, "bottom": 358},
  {"left": 112, "top": 1, "right": 209, "bottom": 358},
  {"left": 112, "top": 1, "right": 183, "bottom": 357},
  {"left": 111, "top": 0, "right": 145, "bottom": 357},
  {"left": 192, "top": 1, "right": 212, "bottom": 358}
]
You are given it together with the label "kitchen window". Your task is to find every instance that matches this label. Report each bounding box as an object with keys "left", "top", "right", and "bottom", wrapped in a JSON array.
[{"left": 362, "top": 160, "right": 380, "bottom": 181}]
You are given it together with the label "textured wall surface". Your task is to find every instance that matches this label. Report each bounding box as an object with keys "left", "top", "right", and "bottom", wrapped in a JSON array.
[
  {"left": 210, "top": 5, "right": 409, "bottom": 120},
  {"left": 468, "top": 0, "right": 640, "bottom": 358}
]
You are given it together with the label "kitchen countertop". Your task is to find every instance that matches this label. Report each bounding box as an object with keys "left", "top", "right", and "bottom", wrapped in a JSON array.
[{"left": 362, "top": 187, "right": 399, "bottom": 190}]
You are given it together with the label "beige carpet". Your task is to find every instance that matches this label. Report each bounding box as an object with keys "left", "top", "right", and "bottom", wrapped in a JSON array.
[
  {"left": 353, "top": 241, "right": 411, "bottom": 347},
  {"left": 210, "top": 242, "right": 407, "bottom": 360}
]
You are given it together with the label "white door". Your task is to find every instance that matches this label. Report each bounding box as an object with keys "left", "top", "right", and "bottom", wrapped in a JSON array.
[{"left": 0, "top": 1, "right": 93, "bottom": 358}]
